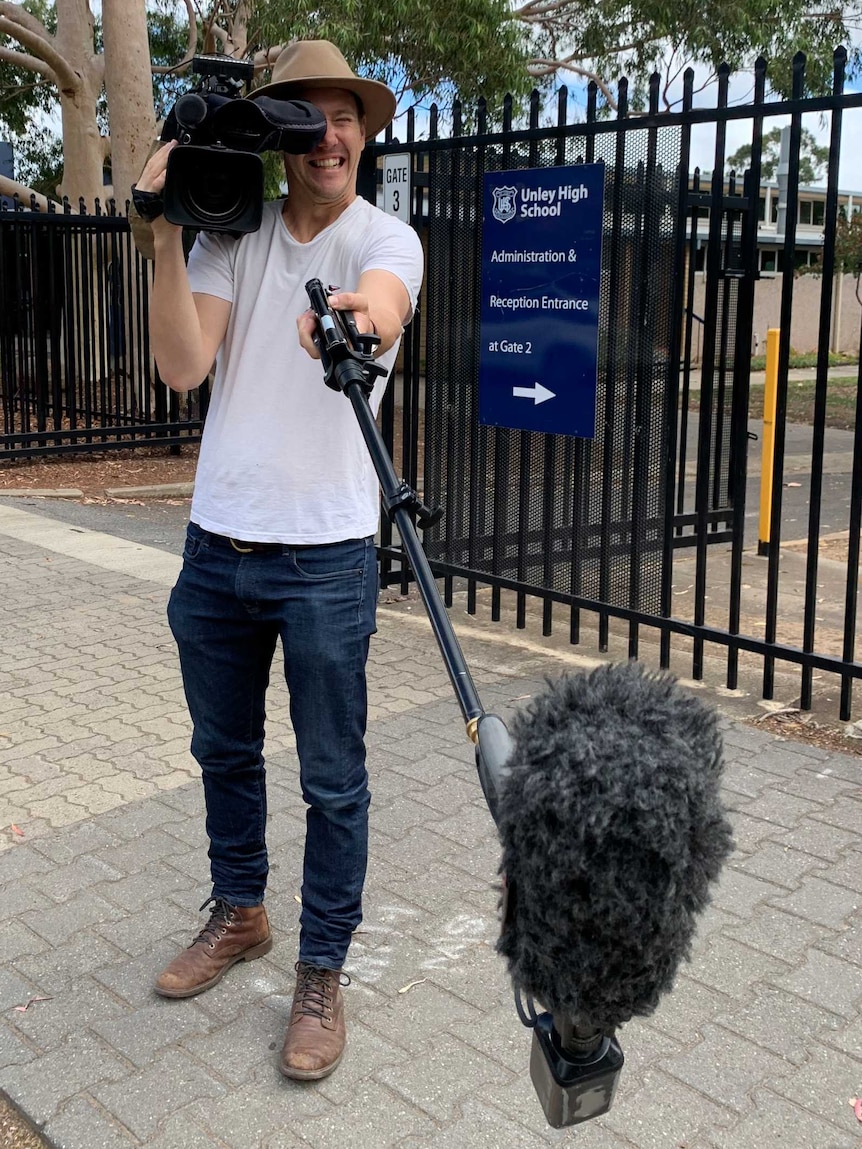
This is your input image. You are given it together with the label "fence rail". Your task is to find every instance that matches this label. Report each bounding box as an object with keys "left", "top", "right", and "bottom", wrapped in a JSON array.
[
  {"left": 0, "top": 199, "right": 205, "bottom": 457},
  {"left": 372, "top": 50, "right": 862, "bottom": 720},
  {"left": 2, "top": 54, "right": 860, "bottom": 719}
]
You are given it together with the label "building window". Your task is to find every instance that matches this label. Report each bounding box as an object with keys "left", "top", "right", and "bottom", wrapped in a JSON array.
[
  {"left": 760, "top": 249, "right": 786, "bottom": 274},
  {"left": 770, "top": 198, "right": 779, "bottom": 223},
  {"left": 799, "top": 200, "right": 825, "bottom": 226}
]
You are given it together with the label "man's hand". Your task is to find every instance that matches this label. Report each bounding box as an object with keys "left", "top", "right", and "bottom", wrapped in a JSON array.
[
  {"left": 132, "top": 141, "right": 182, "bottom": 241},
  {"left": 296, "top": 291, "right": 374, "bottom": 360},
  {"left": 136, "top": 139, "right": 177, "bottom": 196}
]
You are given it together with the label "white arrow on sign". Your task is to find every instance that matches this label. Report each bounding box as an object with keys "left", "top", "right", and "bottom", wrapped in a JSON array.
[{"left": 513, "top": 381, "right": 556, "bottom": 405}]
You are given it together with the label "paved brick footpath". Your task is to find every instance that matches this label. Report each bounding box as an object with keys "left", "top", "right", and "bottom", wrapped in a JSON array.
[{"left": 0, "top": 503, "right": 860, "bottom": 1149}]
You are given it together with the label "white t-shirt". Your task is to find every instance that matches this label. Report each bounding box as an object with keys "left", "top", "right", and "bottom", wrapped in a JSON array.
[{"left": 185, "top": 196, "right": 424, "bottom": 544}]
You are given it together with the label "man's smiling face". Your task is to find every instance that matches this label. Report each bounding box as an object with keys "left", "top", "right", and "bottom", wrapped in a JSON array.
[{"left": 282, "top": 88, "right": 366, "bottom": 209}]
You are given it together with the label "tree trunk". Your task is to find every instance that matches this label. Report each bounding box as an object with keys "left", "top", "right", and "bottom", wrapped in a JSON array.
[
  {"left": 101, "top": 0, "right": 157, "bottom": 212},
  {"left": 53, "top": 0, "right": 104, "bottom": 210}
]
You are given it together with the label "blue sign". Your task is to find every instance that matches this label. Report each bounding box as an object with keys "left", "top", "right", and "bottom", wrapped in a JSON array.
[{"left": 479, "top": 163, "right": 604, "bottom": 438}]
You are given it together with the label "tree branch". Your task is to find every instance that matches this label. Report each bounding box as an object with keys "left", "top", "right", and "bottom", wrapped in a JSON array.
[
  {"left": 0, "top": 42, "right": 55, "bottom": 81},
  {"left": 514, "top": 0, "right": 576, "bottom": 19},
  {"left": 151, "top": 0, "right": 197, "bottom": 75},
  {"left": 0, "top": 173, "right": 77, "bottom": 212},
  {"left": 527, "top": 56, "right": 617, "bottom": 108},
  {"left": 0, "top": 1, "right": 50, "bottom": 39},
  {"left": 0, "top": 13, "right": 78, "bottom": 91}
]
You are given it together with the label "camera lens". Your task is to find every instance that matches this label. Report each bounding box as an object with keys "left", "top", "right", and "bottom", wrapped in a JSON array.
[
  {"left": 163, "top": 146, "right": 264, "bottom": 233},
  {"left": 181, "top": 151, "right": 245, "bottom": 222}
]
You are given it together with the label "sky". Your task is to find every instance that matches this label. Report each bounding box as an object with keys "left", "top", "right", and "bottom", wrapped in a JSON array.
[
  {"left": 395, "top": 55, "right": 862, "bottom": 193},
  {"left": 14, "top": 5, "right": 862, "bottom": 193},
  {"left": 686, "top": 73, "right": 862, "bottom": 193}
]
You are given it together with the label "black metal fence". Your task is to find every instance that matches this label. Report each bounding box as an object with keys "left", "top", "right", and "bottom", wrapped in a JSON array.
[
  {"left": 0, "top": 198, "right": 205, "bottom": 456},
  {"left": 372, "top": 50, "right": 862, "bottom": 720},
  {"left": 2, "top": 54, "right": 861, "bottom": 719}
]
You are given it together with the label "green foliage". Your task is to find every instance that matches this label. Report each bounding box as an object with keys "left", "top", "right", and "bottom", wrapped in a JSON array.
[
  {"left": 147, "top": 0, "right": 203, "bottom": 120},
  {"left": 6, "top": 123, "right": 63, "bottom": 200},
  {"left": 726, "top": 127, "right": 830, "bottom": 184},
  {"left": 521, "top": 0, "right": 860, "bottom": 106},
  {"left": 262, "top": 150, "right": 286, "bottom": 199},
  {"left": 828, "top": 209, "right": 862, "bottom": 276},
  {"left": 247, "top": 0, "right": 532, "bottom": 109},
  {"left": 0, "top": 0, "right": 57, "bottom": 135},
  {"left": 749, "top": 350, "right": 858, "bottom": 369},
  {"left": 800, "top": 208, "right": 862, "bottom": 280}
]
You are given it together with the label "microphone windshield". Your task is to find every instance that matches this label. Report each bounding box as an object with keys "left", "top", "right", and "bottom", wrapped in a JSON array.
[{"left": 496, "top": 662, "right": 733, "bottom": 1029}]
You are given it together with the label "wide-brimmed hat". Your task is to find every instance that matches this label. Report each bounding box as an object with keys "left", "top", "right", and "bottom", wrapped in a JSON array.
[{"left": 250, "top": 40, "right": 395, "bottom": 140}]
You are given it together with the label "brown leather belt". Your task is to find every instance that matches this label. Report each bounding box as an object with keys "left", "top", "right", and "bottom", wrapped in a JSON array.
[{"left": 228, "top": 537, "right": 284, "bottom": 553}]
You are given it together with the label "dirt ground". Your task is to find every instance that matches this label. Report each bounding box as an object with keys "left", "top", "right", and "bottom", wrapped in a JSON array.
[
  {"left": 748, "top": 709, "right": 862, "bottom": 757},
  {"left": 0, "top": 445, "right": 199, "bottom": 499},
  {"left": 0, "top": 1095, "right": 50, "bottom": 1149}
]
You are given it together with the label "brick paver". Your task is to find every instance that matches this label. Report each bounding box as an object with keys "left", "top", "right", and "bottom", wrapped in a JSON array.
[{"left": 1, "top": 503, "right": 861, "bottom": 1148}]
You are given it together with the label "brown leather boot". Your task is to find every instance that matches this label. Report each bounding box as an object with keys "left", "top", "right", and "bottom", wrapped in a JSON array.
[
  {"left": 154, "top": 897, "right": 272, "bottom": 999},
  {"left": 279, "top": 961, "right": 349, "bottom": 1080}
]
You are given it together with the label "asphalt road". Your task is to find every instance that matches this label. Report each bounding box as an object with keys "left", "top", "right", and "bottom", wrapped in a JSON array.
[
  {"left": 5, "top": 415, "right": 855, "bottom": 556},
  {"left": 0, "top": 495, "right": 191, "bottom": 555}
]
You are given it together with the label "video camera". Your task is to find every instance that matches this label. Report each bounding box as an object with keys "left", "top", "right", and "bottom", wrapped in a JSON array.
[{"left": 160, "top": 55, "right": 326, "bottom": 234}]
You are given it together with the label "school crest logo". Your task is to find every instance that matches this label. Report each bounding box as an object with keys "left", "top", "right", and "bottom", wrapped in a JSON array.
[{"left": 492, "top": 186, "right": 518, "bottom": 224}]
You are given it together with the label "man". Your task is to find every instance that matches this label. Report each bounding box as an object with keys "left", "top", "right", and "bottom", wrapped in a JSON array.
[{"left": 133, "top": 40, "right": 423, "bottom": 1081}]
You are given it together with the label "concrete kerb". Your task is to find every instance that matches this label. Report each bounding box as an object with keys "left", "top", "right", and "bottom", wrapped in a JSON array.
[{"left": 0, "top": 484, "right": 195, "bottom": 500}]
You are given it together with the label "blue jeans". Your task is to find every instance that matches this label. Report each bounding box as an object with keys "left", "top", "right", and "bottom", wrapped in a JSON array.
[{"left": 167, "top": 522, "right": 378, "bottom": 970}]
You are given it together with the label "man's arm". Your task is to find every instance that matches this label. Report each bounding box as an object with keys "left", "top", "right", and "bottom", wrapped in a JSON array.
[
  {"left": 296, "top": 268, "right": 410, "bottom": 360},
  {"left": 137, "top": 141, "right": 231, "bottom": 392}
]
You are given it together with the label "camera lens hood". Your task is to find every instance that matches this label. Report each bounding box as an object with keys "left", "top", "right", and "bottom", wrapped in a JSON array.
[{"left": 211, "top": 97, "right": 327, "bottom": 154}]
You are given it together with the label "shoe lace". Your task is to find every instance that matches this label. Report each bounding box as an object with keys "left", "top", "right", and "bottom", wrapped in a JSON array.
[
  {"left": 293, "top": 961, "right": 350, "bottom": 1020},
  {"left": 191, "top": 896, "right": 237, "bottom": 949}
]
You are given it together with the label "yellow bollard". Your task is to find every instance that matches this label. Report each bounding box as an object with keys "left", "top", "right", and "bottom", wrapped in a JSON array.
[{"left": 757, "top": 328, "right": 779, "bottom": 556}]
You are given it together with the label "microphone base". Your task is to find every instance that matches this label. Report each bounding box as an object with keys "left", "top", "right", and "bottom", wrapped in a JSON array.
[{"left": 530, "top": 1013, "right": 624, "bottom": 1129}]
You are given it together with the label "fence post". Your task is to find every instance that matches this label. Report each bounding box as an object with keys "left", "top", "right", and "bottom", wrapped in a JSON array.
[{"left": 757, "top": 327, "right": 780, "bottom": 555}]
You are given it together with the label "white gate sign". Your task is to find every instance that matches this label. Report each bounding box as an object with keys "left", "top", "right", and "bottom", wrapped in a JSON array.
[{"left": 383, "top": 153, "right": 411, "bottom": 222}]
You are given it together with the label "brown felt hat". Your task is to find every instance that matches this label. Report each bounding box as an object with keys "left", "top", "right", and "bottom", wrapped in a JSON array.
[{"left": 250, "top": 40, "right": 396, "bottom": 140}]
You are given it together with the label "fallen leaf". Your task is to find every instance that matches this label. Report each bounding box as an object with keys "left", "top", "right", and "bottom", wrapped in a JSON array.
[
  {"left": 398, "top": 979, "right": 427, "bottom": 994},
  {"left": 850, "top": 1097, "right": 862, "bottom": 1123},
  {"left": 293, "top": 894, "right": 302, "bottom": 904},
  {"left": 14, "top": 996, "right": 52, "bottom": 1012},
  {"left": 10, "top": 824, "right": 24, "bottom": 837}
]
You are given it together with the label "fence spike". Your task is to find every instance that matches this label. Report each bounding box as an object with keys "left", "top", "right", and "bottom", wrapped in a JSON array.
[
  {"left": 617, "top": 76, "right": 629, "bottom": 118},
  {"left": 557, "top": 83, "right": 569, "bottom": 124},
  {"left": 792, "top": 51, "right": 807, "bottom": 99},
  {"left": 649, "top": 72, "right": 660, "bottom": 114},
  {"left": 833, "top": 45, "right": 847, "bottom": 94}
]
